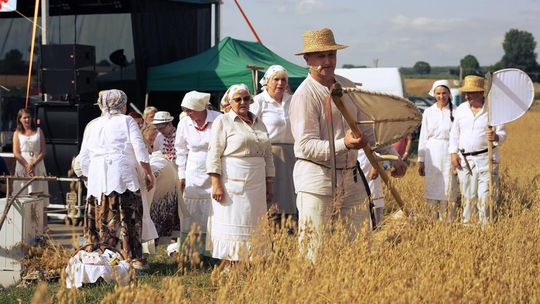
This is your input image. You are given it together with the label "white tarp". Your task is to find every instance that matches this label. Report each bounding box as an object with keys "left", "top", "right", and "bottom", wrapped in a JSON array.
[
  {"left": 488, "top": 68, "right": 535, "bottom": 126},
  {"left": 335, "top": 68, "right": 405, "bottom": 97}
]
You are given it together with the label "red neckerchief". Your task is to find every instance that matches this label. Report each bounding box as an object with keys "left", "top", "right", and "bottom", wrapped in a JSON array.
[{"left": 194, "top": 123, "right": 208, "bottom": 131}]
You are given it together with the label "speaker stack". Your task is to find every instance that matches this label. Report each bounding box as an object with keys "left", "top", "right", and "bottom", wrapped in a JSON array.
[
  {"left": 41, "top": 44, "right": 97, "bottom": 102},
  {"left": 37, "top": 45, "right": 99, "bottom": 209}
]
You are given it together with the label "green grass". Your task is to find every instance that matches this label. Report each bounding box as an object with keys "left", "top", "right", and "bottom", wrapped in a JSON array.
[{"left": 0, "top": 246, "right": 215, "bottom": 304}]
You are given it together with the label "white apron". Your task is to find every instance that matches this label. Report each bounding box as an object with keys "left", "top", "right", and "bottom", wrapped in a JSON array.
[
  {"left": 206, "top": 156, "right": 267, "bottom": 261},
  {"left": 181, "top": 151, "right": 211, "bottom": 234},
  {"left": 424, "top": 137, "right": 457, "bottom": 201}
]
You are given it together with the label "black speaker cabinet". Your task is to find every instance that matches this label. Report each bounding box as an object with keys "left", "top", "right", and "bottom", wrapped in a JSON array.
[
  {"left": 41, "top": 44, "right": 96, "bottom": 69},
  {"left": 41, "top": 69, "right": 97, "bottom": 96}
]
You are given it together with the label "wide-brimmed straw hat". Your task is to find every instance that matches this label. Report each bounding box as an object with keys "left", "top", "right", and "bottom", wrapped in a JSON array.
[
  {"left": 460, "top": 75, "right": 485, "bottom": 93},
  {"left": 152, "top": 111, "right": 174, "bottom": 124},
  {"left": 295, "top": 28, "right": 348, "bottom": 55}
]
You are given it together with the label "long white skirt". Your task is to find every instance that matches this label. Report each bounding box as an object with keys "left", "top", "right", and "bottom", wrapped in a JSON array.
[
  {"left": 206, "top": 156, "right": 267, "bottom": 261},
  {"left": 13, "top": 152, "right": 49, "bottom": 198},
  {"left": 424, "top": 138, "right": 457, "bottom": 201},
  {"left": 181, "top": 151, "right": 211, "bottom": 234}
]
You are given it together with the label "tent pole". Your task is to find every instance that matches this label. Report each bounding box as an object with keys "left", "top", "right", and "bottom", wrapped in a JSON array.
[
  {"left": 145, "top": 93, "right": 149, "bottom": 108},
  {"left": 41, "top": 0, "right": 49, "bottom": 101},
  {"left": 233, "top": 0, "right": 263, "bottom": 44}
]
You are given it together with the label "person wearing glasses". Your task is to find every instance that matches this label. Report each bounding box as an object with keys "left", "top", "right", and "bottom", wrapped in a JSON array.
[
  {"left": 206, "top": 84, "right": 275, "bottom": 262},
  {"left": 250, "top": 65, "right": 297, "bottom": 230},
  {"left": 174, "top": 91, "right": 222, "bottom": 256}
]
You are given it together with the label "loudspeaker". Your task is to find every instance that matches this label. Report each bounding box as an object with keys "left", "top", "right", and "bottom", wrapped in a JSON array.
[
  {"left": 34, "top": 102, "right": 100, "bottom": 206},
  {"left": 41, "top": 44, "right": 95, "bottom": 69},
  {"left": 41, "top": 69, "right": 96, "bottom": 96},
  {"left": 35, "top": 101, "right": 100, "bottom": 143}
]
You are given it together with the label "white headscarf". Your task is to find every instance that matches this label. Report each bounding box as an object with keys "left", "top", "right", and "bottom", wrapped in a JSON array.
[
  {"left": 220, "top": 83, "right": 251, "bottom": 111},
  {"left": 181, "top": 90, "right": 211, "bottom": 112},
  {"left": 259, "top": 65, "right": 288, "bottom": 88},
  {"left": 96, "top": 89, "right": 127, "bottom": 116}
]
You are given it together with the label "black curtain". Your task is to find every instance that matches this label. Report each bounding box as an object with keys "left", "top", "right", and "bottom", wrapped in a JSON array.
[{"left": 130, "top": 0, "right": 211, "bottom": 109}]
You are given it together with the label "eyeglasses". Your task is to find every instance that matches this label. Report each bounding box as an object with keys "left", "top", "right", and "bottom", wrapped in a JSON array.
[{"left": 232, "top": 96, "right": 251, "bottom": 103}]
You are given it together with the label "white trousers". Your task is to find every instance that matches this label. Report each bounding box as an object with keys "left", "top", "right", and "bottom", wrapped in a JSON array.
[
  {"left": 297, "top": 183, "right": 370, "bottom": 260},
  {"left": 457, "top": 156, "right": 499, "bottom": 225}
]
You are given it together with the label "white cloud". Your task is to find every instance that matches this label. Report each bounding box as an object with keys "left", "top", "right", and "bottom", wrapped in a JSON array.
[
  {"left": 392, "top": 15, "right": 473, "bottom": 34},
  {"left": 296, "top": 0, "right": 325, "bottom": 15}
]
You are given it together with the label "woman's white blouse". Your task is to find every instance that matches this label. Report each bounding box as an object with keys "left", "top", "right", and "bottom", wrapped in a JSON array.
[
  {"left": 250, "top": 90, "right": 294, "bottom": 144},
  {"left": 78, "top": 114, "right": 150, "bottom": 201}
]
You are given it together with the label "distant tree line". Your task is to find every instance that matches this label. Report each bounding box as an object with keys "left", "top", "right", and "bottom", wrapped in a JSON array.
[
  {"left": 0, "top": 49, "right": 28, "bottom": 74},
  {"left": 343, "top": 28, "right": 539, "bottom": 82},
  {"left": 406, "top": 28, "right": 540, "bottom": 81}
]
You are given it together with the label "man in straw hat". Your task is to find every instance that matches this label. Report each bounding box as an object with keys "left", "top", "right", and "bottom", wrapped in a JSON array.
[
  {"left": 449, "top": 75, "right": 506, "bottom": 225},
  {"left": 289, "top": 28, "right": 406, "bottom": 258}
]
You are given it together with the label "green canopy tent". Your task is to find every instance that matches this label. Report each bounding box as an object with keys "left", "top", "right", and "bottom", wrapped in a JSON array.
[{"left": 146, "top": 37, "right": 308, "bottom": 93}]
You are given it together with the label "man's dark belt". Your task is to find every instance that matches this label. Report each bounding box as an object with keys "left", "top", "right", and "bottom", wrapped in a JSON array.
[
  {"left": 461, "top": 146, "right": 496, "bottom": 157},
  {"left": 296, "top": 157, "right": 355, "bottom": 170}
]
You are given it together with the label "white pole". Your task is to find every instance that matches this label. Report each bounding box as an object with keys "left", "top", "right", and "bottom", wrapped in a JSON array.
[{"left": 41, "top": 0, "right": 48, "bottom": 101}]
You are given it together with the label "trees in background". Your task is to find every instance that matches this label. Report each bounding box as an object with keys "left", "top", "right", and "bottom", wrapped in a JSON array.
[
  {"left": 460, "top": 55, "right": 481, "bottom": 77},
  {"left": 0, "top": 49, "right": 27, "bottom": 74},
  {"left": 495, "top": 28, "right": 539, "bottom": 80},
  {"left": 413, "top": 61, "right": 431, "bottom": 74}
]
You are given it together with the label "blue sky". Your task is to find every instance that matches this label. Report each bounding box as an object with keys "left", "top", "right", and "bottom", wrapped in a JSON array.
[{"left": 220, "top": 0, "right": 540, "bottom": 67}]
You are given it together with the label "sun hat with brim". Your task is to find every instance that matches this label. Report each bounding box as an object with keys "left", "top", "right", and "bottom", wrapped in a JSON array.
[
  {"left": 428, "top": 79, "right": 451, "bottom": 97},
  {"left": 152, "top": 111, "right": 174, "bottom": 124},
  {"left": 295, "top": 28, "right": 348, "bottom": 55},
  {"left": 460, "top": 75, "right": 485, "bottom": 93}
]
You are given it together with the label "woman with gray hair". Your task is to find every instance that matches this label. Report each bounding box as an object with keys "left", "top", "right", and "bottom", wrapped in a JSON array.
[
  {"left": 78, "top": 89, "right": 154, "bottom": 269},
  {"left": 251, "top": 65, "right": 297, "bottom": 229},
  {"left": 207, "top": 84, "right": 275, "bottom": 262}
]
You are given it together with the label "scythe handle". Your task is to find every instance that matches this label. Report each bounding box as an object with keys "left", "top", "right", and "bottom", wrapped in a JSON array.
[{"left": 330, "top": 84, "right": 407, "bottom": 213}]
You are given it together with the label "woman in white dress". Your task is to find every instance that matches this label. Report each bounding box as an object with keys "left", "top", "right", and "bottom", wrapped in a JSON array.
[
  {"left": 175, "top": 91, "right": 222, "bottom": 255},
  {"left": 12, "top": 108, "right": 49, "bottom": 228},
  {"left": 250, "top": 65, "right": 297, "bottom": 228},
  {"left": 206, "top": 84, "right": 275, "bottom": 262},
  {"left": 78, "top": 89, "right": 154, "bottom": 269},
  {"left": 417, "top": 80, "right": 458, "bottom": 220}
]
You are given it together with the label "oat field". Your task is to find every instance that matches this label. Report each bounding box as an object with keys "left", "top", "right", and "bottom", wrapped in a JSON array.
[{"left": 2, "top": 81, "right": 540, "bottom": 304}]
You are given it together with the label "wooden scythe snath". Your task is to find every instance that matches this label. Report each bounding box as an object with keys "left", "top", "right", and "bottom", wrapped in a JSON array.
[
  {"left": 485, "top": 68, "right": 535, "bottom": 221},
  {"left": 330, "top": 83, "right": 407, "bottom": 214},
  {"left": 246, "top": 64, "right": 265, "bottom": 95},
  {"left": 484, "top": 72, "right": 495, "bottom": 220}
]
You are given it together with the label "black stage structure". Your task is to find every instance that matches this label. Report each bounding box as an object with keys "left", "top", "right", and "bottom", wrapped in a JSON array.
[{"left": 0, "top": 0, "right": 217, "bottom": 208}]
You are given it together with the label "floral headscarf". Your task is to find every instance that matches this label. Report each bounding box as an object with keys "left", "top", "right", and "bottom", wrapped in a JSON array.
[
  {"left": 259, "top": 65, "right": 288, "bottom": 88},
  {"left": 96, "top": 89, "right": 127, "bottom": 116},
  {"left": 220, "top": 83, "right": 251, "bottom": 112}
]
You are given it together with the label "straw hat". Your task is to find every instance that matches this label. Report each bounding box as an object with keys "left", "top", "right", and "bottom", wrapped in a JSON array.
[
  {"left": 428, "top": 79, "right": 451, "bottom": 97},
  {"left": 460, "top": 75, "right": 485, "bottom": 93},
  {"left": 152, "top": 111, "right": 174, "bottom": 124},
  {"left": 295, "top": 28, "right": 348, "bottom": 55}
]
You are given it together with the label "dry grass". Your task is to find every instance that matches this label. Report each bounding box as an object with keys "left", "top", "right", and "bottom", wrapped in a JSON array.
[{"left": 3, "top": 103, "right": 540, "bottom": 304}]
